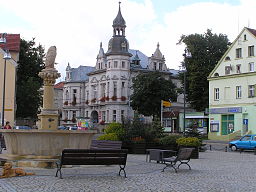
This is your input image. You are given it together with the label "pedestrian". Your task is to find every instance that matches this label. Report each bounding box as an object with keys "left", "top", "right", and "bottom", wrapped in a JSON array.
[{"left": 3, "top": 121, "right": 12, "bottom": 129}]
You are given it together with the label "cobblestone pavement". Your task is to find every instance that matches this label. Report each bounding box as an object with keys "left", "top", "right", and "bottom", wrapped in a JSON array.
[{"left": 0, "top": 151, "right": 256, "bottom": 192}]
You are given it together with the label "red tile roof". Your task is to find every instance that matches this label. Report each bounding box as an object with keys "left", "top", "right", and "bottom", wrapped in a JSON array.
[
  {"left": 0, "top": 34, "right": 20, "bottom": 52},
  {"left": 247, "top": 28, "right": 256, "bottom": 37},
  {"left": 54, "top": 82, "right": 64, "bottom": 89}
]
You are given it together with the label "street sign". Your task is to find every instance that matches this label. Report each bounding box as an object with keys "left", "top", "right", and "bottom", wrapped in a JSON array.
[{"left": 162, "top": 100, "right": 171, "bottom": 107}]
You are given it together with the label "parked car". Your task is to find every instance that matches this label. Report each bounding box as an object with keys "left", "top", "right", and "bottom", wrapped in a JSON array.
[
  {"left": 69, "top": 126, "right": 78, "bottom": 130},
  {"left": 58, "top": 126, "right": 68, "bottom": 130},
  {"left": 14, "top": 126, "right": 32, "bottom": 130},
  {"left": 229, "top": 134, "right": 256, "bottom": 151}
]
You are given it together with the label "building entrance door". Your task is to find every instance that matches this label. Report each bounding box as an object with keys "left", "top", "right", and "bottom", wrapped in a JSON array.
[{"left": 221, "top": 114, "right": 234, "bottom": 135}]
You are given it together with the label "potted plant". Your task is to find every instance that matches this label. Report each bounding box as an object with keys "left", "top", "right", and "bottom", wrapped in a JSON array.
[
  {"left": 121, "top": 96, "right": 126, "bottom": 101},
  {"left": 158, "top": 135, "right": 182, "bottom": 151},
  {"left": 100, "top": 97, "right": 106, "bottom": 102},
  {"left": 131, "top": 136, "right": 146, "bottom": 154},
  {"left": 85, "top": 100, "right": 89, "bottom": 105},
  {"left": 64, "top": 101, "right": 68, "bottom": 105},
  {"left": 91, "top": 98, "right": 96, "bottom": 103},
  {"left": 176, "top": 137, "right": 201, "bottom": 159},
  {"left": 72, "top": 117, "right": 77, "bottom": 123},
  {"left": 105, "top": 96, "right": 109, "bottom": 101},
  {"left": 111, "top": 96, "right": 117, "bottom": 101}
]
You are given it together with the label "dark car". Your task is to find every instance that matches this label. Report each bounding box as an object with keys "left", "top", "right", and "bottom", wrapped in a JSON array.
[
  {"left": 58, "top": 126, "right": 68, "bottom": 130},
  {"left": 229, "top": 134, "right": 256, "bottom": 151}
]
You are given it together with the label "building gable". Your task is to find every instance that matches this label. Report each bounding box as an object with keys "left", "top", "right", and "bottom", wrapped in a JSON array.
[{"left": 208, "top": 27, "right": 256, "bottom": 79}]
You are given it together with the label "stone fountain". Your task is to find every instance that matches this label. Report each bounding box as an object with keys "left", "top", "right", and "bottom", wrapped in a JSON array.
[{"left": 0, "top": 46, "right": 97, "bottom": 168}]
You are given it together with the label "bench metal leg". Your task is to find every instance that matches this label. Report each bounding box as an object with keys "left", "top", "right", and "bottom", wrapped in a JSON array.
[
  {"left": 119, "top": 165, "right": 127, "bottom": 178},
  {"left": 162, "top": 162, "right": 177, "bottom": 173},
  {"left": 55, "top": 161, "right": 63, "bottom": 179},
  {"left": 177, "top": 160, "right": 191, "bottom": 170}
]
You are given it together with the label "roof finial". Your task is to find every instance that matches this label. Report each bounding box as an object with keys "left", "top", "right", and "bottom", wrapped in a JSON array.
[
  {"left": 157, "top": 42, "right": 160, "bottom": 49},
  {"left": 100, "top": 42, "right": 102, "bottom": 48}
]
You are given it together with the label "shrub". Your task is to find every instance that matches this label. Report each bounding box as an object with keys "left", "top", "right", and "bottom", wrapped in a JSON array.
[
  {"left": 64, "top": 101, "right": 68, "bottom": 105},
  {"left": 111, "top": 96, "right": 117, "bottom": 101},
  {"left": 176, "top": 137, "right": 201, "bottom": 147},
  {"left": 159, "top": 135, "right": 182, "bottom": 145},
  {"left": 131, "top": 136, "right": 145, "bottom": 143},
  {"left": 97, "top": 133, "right": 119, "bottom": 141},
  {"left": 121, "top": 96, "right": 126, "bottom": 101},
  {"left": 91, "top": 98, "right": 96, "bottom": 103},
  {"left": 104, "top": 122, "right": 124, "bottom": 139}
]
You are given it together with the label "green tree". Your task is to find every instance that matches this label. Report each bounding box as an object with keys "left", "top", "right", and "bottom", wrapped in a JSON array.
[
  {"left": 16, "top": 38, "right": 45, "bottom": 119},
  {"left": 130, "top": 71, "right": 177, "bottom": 118},
  {"left": 179, "top": 29, "right": 230, "bottom": 111}
]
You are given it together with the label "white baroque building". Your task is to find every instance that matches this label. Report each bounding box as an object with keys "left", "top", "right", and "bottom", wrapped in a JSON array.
[{"left": 62, "top": 4, "right": 181, "bottom": 127}]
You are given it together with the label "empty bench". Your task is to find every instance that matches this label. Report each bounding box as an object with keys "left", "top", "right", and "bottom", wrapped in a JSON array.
[
  {"left": 55, "top": 149, "right": 128, "bottom": 179},
  {"left": 90, "top": 140, "right": 122, "bottom": 150}
]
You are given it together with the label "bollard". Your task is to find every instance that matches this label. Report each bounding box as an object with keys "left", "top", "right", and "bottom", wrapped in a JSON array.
[
  {"left": 254, "top": 148, "right": 256, "bottom": 155},
  {"left": 209, "top": 145, "right": 212, "bottom": 151},
  {"left": 225, "top": 146, "right": 227, "bottom": 152},
  {"left": 240, "top": 148, "right": 243, "bottom": 154}
]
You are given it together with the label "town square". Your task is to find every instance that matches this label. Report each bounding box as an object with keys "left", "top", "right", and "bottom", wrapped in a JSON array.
[{"left": 0, "top": 0, "right": 256, "bottom": 191}]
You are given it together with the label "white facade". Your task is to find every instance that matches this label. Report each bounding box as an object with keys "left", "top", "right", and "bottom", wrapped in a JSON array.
[
  {"left": 61, "top": 4, "right": 180, "bottom": 126},
  {"left": 208, "top": 27, "right": 256, "bottom": 140}
]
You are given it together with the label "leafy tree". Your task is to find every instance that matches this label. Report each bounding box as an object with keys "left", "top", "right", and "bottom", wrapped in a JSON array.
[
  {"left": 16, "top": 38, "right": 45, "bottom": 119},
  {"left": 179, "top": 29, "right": 230, "bottom": 111},
  {"left": 130, "top": 71, "right": 177, "bottom": 118}
]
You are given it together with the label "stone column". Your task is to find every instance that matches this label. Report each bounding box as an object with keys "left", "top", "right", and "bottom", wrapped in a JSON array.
[{"left": 37, "top": 68, "right": 60, "bottom": 130}]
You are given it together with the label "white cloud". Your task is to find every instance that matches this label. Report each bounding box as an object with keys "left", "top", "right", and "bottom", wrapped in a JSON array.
[{"left": 1, "top": 0, "right": 256, "bottom": 80}]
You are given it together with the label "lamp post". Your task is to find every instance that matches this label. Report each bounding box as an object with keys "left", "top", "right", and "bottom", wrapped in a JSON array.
[
  {"left": 0, "top": 33, "right": 12, "bottom": 127},
  {"left": 180, "top": 48, "right": 192, "bottom": 134}
]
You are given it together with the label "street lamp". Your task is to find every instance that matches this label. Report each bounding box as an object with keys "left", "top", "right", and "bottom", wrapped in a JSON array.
[
  {"left": 180, "top": 48, "right": 192, "bottom": 134},
  {"left": 0, "top": 33, "right": 12, "bottom": 127}
]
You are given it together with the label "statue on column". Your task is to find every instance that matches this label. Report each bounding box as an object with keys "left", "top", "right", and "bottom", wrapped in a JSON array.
[{"left": 45, "top": 46, "right": 57, "bottom": 69}]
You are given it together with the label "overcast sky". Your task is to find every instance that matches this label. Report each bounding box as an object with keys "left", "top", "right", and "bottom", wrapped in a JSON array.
[{"left": 1, "top": 0, "right": 255, "bottom": 81}]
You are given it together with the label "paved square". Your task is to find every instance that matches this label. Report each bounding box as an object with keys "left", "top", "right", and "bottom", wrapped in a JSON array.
[{"left": 0, "top": 151, "right": 255, "bottom": 192}]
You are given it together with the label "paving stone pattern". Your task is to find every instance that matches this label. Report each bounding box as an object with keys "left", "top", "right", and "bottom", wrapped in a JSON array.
[{"left": 0, "top": 151, "right": 256, "bottom": 192}]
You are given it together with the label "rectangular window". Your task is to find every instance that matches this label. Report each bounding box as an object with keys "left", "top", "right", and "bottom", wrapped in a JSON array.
[
  {"left": 249, "top": 62, "right": 254, "bottom": 72},
  {"left": 86, "top": 111, "right": 88, "bottom": 118},
  {"left": 113, "top": 110, "right": 116, "bottom": 122},
  {"left": 107, "top": 82, "right": 110, "bottom": 97},
  {"left": 107, "top": 110, "right": 109, "bottom": 122},
  {"left": 154, "top": 62, "right": 157, "bottom": 70},
  {"left": 236, "top": 48, "right": 242, "bottom": 58},
  {"left": 236, "top": 64, "right": 241, "bottom": 73},
  {"left": 121, "top": 82, "right": 125, "bottom": 96},
  {"left": 108, "top": 62, "right": 110, "bottom": 68},
  {"left": 113, "top": 82, "right": 117, "bottom": 97},
  {"left": 248, "top": 85, "right": 255, "bottom": 97},
  {"left": 114, "top": 61, "right": 118, "bottom": 68},
  {"left": 102, "top": 111, "right": 106, "bottom": 121},
  {"left": 159, "top": 63, "right": 162, "bottom": 70},
  {"left": 248, "top": 45, "right": 254, "bottom": 57},
  {"left": 122, "top": 61, "right": 125, "bottom": 68},
  {"left": 121, "top": 110, "right": 125, "bottom": 122},
  {"left": 93, "top": 86, "right": 97, "bottom": 98},
  {"left": 214, "top": 88, "right": 219, "bottom": 100},
  {"left": 236, "top": 86, "right": 242, "bottom": 99}
]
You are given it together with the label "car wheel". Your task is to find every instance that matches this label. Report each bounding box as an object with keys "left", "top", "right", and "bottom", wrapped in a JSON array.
[{"left": 231, "top": 145, "right": 237, "bottom": 151}]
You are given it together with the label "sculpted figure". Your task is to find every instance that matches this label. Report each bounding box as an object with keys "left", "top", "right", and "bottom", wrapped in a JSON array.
[
  {"left": 45, "top": 46, "right": 57, "bottom": 69},
  {"left": 0, "top": 162, "right": 35, "bottom": 178}
]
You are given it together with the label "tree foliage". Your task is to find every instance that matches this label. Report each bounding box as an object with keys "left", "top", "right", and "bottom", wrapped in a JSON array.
[
  {"left": 16, "top": 38, "right": 45, "bottom": 119},
  {"left": 179, "top": 29, "right": 230, "bottom": 111},
  {"left": 130, "top": 72, "right": 177, "bottom": 118}
]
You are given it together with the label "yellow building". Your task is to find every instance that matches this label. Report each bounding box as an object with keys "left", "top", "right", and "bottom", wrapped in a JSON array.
[{"left": 0, "top": 34, "right": 20, "bottom": 127}]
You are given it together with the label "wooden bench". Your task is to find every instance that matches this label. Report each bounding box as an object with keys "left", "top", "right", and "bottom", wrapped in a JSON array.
[
  {"left": 55, "top": 149, "right": 128, "bottom": 179},
  {"left": 90, "top": 140, "right": 122, "bottom": 150}
]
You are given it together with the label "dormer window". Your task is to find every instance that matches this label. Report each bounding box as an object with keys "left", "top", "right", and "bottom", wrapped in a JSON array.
[
  {"left": 225, "top": 56, "right": 231, "bottom": 61},
  {"left": 214, "top": 73, "right": 219, "bottom": 77}
]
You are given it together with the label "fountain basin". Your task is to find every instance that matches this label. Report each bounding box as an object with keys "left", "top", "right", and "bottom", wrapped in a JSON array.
[{"left": 0, "top": 129, "right": 97, "bottom": 159}]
